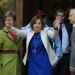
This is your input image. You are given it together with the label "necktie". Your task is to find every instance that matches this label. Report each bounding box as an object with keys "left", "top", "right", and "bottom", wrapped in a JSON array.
[{"left": 59, "top": 25, "right": 62, "bottom": 44}]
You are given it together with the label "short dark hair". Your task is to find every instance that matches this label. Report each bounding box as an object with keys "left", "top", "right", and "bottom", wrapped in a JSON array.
[
  {"left": 55, "top": 9, "right": 65, "bottom": 15},
  {"left": 4, "top": 10, "right": 16, "bottom": 22},
  {"left": 30, "top": 16, "right": 44, "bottom": 30}
]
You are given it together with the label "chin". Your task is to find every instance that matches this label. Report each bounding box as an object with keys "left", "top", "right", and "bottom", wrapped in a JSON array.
[{"left": 70, "top": 21, "right": 73, "bottom": 24}]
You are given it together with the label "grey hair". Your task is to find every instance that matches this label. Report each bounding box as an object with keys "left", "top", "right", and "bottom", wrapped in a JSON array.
[{"left": 70, "top": 8, "right": 75, "bottom": 15}]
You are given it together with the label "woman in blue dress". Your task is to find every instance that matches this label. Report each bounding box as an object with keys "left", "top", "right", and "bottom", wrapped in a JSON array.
[
  {"left": 6, "top": 16, "right": 60, "bottom": 75},
  {"left": 28, "top": 32, "right": 52, "bottom": 75}
]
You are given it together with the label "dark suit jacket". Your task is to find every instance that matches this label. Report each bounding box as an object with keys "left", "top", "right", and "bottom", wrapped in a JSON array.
[{"left": 65, "top": 24, "right": 72, "bottom": 46}]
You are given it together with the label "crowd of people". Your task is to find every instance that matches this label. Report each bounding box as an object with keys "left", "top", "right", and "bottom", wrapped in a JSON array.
[{"left": 0, "top": 8, "right": 75, "bottom": 75}]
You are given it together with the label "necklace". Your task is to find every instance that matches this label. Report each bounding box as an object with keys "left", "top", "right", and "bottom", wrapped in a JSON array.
[{"left": 32, "top": 33, "right": 40, "bottom": 53}]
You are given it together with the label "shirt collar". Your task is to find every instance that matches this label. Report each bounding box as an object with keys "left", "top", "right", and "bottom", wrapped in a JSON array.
[
  {"left": 73, "top": 24, "right": 75, "bottom": 27},
  {"left": 58, "top": 23, "right": 65, "bottom": 28}
]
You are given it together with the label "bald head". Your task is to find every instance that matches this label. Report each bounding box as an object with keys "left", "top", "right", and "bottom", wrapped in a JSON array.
[
  {"left": 68, "top": 8, "right": 75, "bottom": 24},
  {"left": 70, "top": 9, "right": 75, "bottom": 14}
]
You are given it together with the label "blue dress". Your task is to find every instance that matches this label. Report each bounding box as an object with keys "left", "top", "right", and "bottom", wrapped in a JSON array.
[{"left": 28, "top": 32, "right": 52, "bottom": 75}]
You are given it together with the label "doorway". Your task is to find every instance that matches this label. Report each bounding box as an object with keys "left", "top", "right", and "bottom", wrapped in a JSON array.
[{"left": 22, "top": 0, "right": 74, "bottom": 75}]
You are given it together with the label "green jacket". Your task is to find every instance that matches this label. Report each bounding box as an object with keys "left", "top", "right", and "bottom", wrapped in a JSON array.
[{"left": 0, "top": 26, "right": 22, "bottom": 75}]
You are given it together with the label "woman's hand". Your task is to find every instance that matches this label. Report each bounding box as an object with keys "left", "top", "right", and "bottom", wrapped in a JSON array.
[
  {"left": 53, "top": 16, "right": 61, "bottom": 28},
  {"left": 5, "top": 18, "right": 12, "bottom": 29},
  {"left": 6, "top": 23, "right": 12, "bottom": 29}
]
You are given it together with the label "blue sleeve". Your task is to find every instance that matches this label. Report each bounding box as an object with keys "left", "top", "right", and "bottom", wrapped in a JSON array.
[
  {"left": 21, "top": 23, "right": 31, "bottom": 30},
  {"left": 54, "top": 35, "right": 62, "bottom": 59}
]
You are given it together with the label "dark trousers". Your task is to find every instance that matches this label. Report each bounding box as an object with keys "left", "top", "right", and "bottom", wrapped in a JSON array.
[
  {"left": 22, "top": 39, "right": 28, "bottom": 75},
  {"left": 52, "top": 53, "right": 70, "bottom": 75}
]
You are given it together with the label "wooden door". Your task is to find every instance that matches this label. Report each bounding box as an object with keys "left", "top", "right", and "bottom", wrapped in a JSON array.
[
  {"left": 16, "top": 0, "right": 23, "bottom": 29},
  {"left": 23, "top": 0, "right": 40, "bottom": 26},
  {"left": 23, "top": 1, "right": 40, "bottom": 75}
]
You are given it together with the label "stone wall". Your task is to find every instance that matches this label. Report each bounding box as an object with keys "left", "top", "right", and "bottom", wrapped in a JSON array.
[{"left": 0, "top": 0, "right": 15, "bottom": 29}]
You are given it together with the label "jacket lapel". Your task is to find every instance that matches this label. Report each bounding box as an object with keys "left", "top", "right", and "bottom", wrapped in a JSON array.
[
  {"left": 65, "top": 24, "right": 69, "bottom": 36},
  {"left": 40, "top": 30, "right": 47, "bottom": 51},
  {"left": 3, "top": 27, "right": 21, "bottom": 44},
  {"left": 65, "top": 24, "right": 72, "bottom": 46},
  {"left": 27, "top": 30, "right": 34, "bottom": 50},
  {"left": 27, "top": 30, "right": 48, "bottom": 51}
]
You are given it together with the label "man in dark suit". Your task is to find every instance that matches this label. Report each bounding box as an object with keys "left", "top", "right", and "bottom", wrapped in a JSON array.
[
  {"left": 53, "top": 9, "right": 72, "bottom": 75},
  {"left": 69, "top": 8, "right": 75, "bottom": 75}
]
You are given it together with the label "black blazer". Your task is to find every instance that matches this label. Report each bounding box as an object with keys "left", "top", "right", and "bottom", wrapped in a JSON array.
[{"left": 65, "top": 24, "right": 72, "bottom": 46}]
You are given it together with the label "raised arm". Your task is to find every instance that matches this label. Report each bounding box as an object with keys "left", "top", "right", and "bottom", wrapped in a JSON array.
[
  {"left": 47, "top": 29, "right": 58, "bottom": 38},
  {"left": 5, "top": 16, "right": 28, "bottom": 38},
  {"left": 8, "top": 26, "right": 28, "bottom": 38},
  {"left": 47, "top": 16, "right": 61, "bottom": 38}
]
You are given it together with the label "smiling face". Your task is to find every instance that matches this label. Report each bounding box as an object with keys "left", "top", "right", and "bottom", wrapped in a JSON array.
[
  {"left": 33, "top": 19, "right": 42, "bottom": 32},
  {"left": 30, "top": 16, "right": 44, "bottom": 32}
]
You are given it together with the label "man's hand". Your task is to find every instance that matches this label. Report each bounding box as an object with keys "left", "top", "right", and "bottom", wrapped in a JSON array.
[
  {"left": 52, "top": 63, "right": 57, "bottom": 68},
  {"left": 70, "top": 66, "right": 75, "bottom": 72},
  {"left": 66, "top": 46, "right": 71, "bottom": 52}
]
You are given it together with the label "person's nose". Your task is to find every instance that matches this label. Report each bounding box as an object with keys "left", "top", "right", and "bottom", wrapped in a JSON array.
[
  {"left": 59, "top": 16, "right": 62, "bottom": 19},
  {"left": 36, "top": 24, "right": 39, "bottom": 26},
  {"left": 68, "top": 17, "right": 70, "bottom": 20}
]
